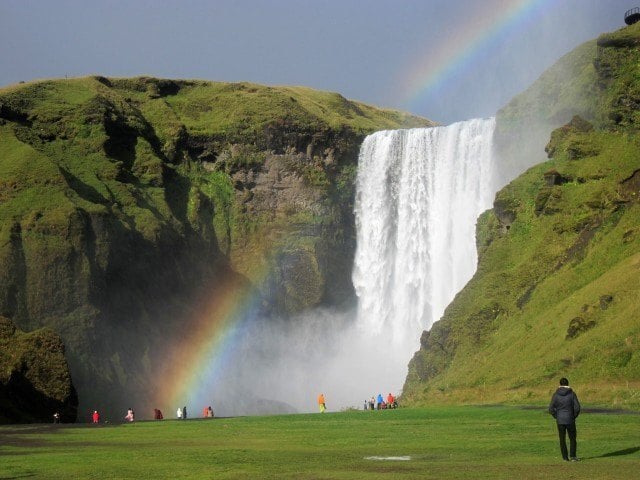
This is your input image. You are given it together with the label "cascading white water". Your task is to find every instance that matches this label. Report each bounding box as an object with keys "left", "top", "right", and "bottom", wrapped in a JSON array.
[{"left": 353, "top": 118, "right": 500, "bottom": 348}]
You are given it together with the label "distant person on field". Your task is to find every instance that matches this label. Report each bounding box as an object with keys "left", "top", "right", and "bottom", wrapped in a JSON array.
[
  {"left": 377, "top": 393, "right": 384, "bottom": 410},
  {"left": 53, "top": 412, "right": 60, "bottom": 423},
  {"left": 318, "top": 393, "right": 326, "bottom": 413},
  {"left": 208, "top": 406, "right": 214, "bottom": 418},
  {"left": 548, "top": 377, "right": 581, "bottom": 462},
  {"left": 177, "top": 407, "right": 183, "bottom": 419},
  {"left": 92, "top": 410, "right": 100, "bottom": 423},
  {"left": 183, "top": 406, "right": 187, "bottom": 420},
  {"left": 369, "top": 396, "right": 375, "bottom": 410},
  {"left": 154, "top": 408, "right": 163, "bottom": 420},
  {"left": 387, "top": 393, "right": 397, "bottom": 409},
  {"left": 124, "top": 408, "right": 134, "bottom": 422}
]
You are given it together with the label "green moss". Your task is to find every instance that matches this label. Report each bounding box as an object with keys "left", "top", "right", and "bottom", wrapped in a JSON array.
[{"left": 0, "top": 315, "right": 77, "bottom": 423}]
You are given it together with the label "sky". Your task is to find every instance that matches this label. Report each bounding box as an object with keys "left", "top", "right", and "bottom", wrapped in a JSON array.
[{"left": 0, "top": 0, "right": 634, "bottom": 124}]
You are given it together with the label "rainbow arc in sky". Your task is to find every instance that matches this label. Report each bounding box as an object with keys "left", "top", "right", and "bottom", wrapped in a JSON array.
[{"left": 398, "top": 0, "right": 552, "bottom": 116}]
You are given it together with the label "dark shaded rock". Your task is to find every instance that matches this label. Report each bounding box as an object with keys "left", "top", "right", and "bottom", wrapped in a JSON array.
[
  {"left": 566, "top": 316, "right": 596, "bottom": 340},
  {"left": 545, "top": 116, "right": 595, "bottom": 159},
  {"left": 517, "top": 284, "right": 537, "bottom": 309},
  {"left": 0, "top": 316, "right": 78, "bottom": 424},
  {"left": 544, "top": 169, "right": 571, "bottom": 186},
  {"left": 535, "top": 187, "right": 563, "bottom": 216},
  {"left": 599, "top": 295, "right": 614, "bottom": 310},
  {"left": 493, "top": 197, "right": 518, "bottom": 231},
  {"left": 620, "top": 169, "right": 640, "bottom": 202}
]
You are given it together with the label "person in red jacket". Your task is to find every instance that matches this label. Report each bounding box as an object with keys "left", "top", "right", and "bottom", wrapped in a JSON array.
[{"left": 92, "top": 410, "right": 100, "bottom": 423}]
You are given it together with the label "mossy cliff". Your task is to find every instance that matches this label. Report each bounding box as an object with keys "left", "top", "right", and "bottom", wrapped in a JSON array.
[
  {"left": 0, "top": 77, "right": 432, "bottom": 418},
  {"left": 0, "top": 316, "right": 77, "bottom": 423},
  {"left": 403, "top": 23, "right": 640, "bottom": 408}
]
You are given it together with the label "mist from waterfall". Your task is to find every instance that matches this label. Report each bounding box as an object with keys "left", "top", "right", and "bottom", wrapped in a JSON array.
[{"left": 186, "top": 118, "right": 515, "bottom": 416}]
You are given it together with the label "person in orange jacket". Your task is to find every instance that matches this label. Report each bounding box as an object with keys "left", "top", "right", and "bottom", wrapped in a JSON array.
[{"left": 317, "top": 393, "right": 326, "bottom": 413}]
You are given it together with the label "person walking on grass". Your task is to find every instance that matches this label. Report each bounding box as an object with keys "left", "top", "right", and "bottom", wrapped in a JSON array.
[
  {"left": 318, "top": 393, "right": 326, "bottom": 413},
  {"left": 548, "top": 377, "right": 581, "bottom": 462}
]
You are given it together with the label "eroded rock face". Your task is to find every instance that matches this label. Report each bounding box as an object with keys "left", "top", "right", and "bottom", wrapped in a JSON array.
[
  {"left": 229, "top": 152, "right": 354, "bottom": 314},
  {"left": 0, "top": 316, "right": 78, "bottom": 424}
]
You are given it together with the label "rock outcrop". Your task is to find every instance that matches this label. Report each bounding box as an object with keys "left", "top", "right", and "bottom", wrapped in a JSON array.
[{"left": 0, "top": 315, "right": 77, "bottom": 423}]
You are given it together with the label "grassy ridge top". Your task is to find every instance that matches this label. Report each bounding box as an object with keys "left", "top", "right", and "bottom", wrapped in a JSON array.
[{"left": 0, "top": 76, "right": 431, "bottom": 137}]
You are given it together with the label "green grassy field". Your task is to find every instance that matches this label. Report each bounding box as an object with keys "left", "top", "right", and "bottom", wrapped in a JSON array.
[{"left": 1, "top": 406, "right": 638, "bottom": 479}]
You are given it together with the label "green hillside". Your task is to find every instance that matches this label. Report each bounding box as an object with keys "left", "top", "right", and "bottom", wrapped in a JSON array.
[
  {"left": 0, "top": 76, "right": 432, "bottom": 420},
  {"left": 403, "top": 23, "right": 640, "bottom": 408}
]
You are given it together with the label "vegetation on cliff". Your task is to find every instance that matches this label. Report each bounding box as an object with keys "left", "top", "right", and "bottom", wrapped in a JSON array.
[
  {"left": 403, "top": 23, "right": 640, "bottom": 408},
  {"left": 0, "top": 76, "right": 431, "bottom": 419},
  {"left": 0, "top": 315, "right": 77, "bottom": 423}
]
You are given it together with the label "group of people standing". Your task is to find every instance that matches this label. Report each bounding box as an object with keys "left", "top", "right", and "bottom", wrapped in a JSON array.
[
  {"left": 84, "top": 405, "right": 213, "bottom": 423},
  {"left": 365, "top": 393, "right": 397, "bottom": 410},
  {"left": 84, "top": 404, "right": 218, "bottom": 422}
]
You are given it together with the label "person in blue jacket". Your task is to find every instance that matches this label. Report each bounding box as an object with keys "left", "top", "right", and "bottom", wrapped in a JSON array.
[
  {"left": 548, "top": 377, "right": 581, "bottom": 461},
  {"left": 376, "top": 393, "right": 384, "bottom": 410}
]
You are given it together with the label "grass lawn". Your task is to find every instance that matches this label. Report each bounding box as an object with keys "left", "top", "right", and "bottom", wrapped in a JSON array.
[{"left": 1, "top": 405, "right": 638, "bottom": 479}]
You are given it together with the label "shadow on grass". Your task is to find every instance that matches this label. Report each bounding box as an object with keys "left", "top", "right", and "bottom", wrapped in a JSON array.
[{"left": 587, "top": 446, "right": 640, "bottom": 459}]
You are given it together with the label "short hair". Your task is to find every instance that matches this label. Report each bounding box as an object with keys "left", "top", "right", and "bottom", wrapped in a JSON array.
[{"left": 559, "top": 377, "right": 569, "bottom": 386}]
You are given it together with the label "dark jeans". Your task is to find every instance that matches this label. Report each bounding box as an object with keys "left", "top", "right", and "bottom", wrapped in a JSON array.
[{"left": 557, "top": 423, "right": 577, "bottom": 459}]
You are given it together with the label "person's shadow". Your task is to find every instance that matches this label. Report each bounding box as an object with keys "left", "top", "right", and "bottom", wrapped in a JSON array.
[{"left": 586, "top": 446, "right": 640, "bottom": 459}]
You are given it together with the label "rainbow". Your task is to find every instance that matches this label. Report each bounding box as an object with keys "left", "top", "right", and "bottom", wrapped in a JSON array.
[
  {"left": 398, "top": 0, "right": 553, "bottom": 116},
  {"left": 153, "top": 262, "right": 268, "bottom": 415}
]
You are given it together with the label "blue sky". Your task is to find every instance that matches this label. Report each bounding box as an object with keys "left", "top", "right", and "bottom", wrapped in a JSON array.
[{"left": 0, "top": 0, "right": 633, "bottom": 124}]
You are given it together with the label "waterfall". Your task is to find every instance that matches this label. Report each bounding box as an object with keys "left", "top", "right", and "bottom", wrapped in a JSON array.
[
  {"left": 186, "top": 118, "right": 511, "bottom": 415},
  {"left": 353, "top": 118, "right": 500, "bottom": 348}
]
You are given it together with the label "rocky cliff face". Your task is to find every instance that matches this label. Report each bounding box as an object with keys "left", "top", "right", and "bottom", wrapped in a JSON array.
[
  {"left": 0, "top": 77, "right": 432, "bottom": 419},
  {"left": 0, "top": 316, "right": 77, "bottom": 423}
]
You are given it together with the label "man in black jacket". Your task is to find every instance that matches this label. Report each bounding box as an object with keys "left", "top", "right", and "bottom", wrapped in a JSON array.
[{"left": 548, "top": 377, "right": 581, "bottom": 461}]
